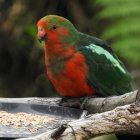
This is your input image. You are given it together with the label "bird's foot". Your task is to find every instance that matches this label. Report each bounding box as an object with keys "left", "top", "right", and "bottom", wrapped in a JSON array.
[
  {"left": 59, "top": 96, "right": 72, "bottom": 106},
  {"left": 80, "top": 96, "right": 92, "bottom": 110},
  {"left": 79, "top": 110, "right": 89, "bottom": 119}
]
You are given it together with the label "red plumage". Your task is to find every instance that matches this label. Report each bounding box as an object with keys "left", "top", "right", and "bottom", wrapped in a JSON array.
[
  {"left": 37, "top": 16, "right": 96, "bottom": 97},
  {"left": 46, "top": 50, "right": 95, "bottom": 97}
]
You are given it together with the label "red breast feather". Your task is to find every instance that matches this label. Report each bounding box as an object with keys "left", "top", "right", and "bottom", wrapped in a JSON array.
[
  {"left": 47, "top": 51, "right": 95, "bottom": 97},
  {"left": 38, "top": 18, "right": 95, "bottom": 97}
]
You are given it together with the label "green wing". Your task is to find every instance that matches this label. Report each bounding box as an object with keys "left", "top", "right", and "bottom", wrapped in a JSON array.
[{"left": 77, "top": 33, "right": 132, "bottom": 96}]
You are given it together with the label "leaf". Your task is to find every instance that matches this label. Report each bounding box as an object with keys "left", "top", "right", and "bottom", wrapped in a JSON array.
[{"left": 95, "top": 0, "right": 140, "bottom": 66}]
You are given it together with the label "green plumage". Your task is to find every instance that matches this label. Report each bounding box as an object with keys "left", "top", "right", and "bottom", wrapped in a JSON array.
[
  {"left": 38, "top": 15, "right": 132, "bottom": 97},
  {"left": 76, "top": 32, "right": 132, "bottom": 96}
]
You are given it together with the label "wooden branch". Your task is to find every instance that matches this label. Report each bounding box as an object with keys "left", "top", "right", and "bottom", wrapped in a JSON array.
[
  {"left": 0, "top": 90, "right": 139, "bottom": 139},
  {"left": 16, "top": 104, "right": 140, "bottom": 140},
  {"left": 0, "top": 90, "right": 138, "bottom": 113}
]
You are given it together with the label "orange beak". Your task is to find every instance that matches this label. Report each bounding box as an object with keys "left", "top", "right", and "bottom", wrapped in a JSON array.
[
  {"left": 37, "top": 27, "right": 47, "bottom": 43},
  {"left": 38, "top": 34, "right": 47, "bottom": 43}
]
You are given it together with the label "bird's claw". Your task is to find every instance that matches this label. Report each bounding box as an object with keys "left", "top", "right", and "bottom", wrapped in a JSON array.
[
  {"left": 59, "top": 96, "right": 71, "bottom": 106},
  {"left": 80, "top": 96, "right": 90, "bottom": 110}
]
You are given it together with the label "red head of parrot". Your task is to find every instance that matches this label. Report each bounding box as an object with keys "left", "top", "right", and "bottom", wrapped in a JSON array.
[{"left": 37, "top": 15, "right": 79, "bottom": 49}]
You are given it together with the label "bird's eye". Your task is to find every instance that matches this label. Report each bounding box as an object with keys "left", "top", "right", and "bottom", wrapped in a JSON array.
[{"left": 52, "top": 25, "right": 57, "bottom": 30}]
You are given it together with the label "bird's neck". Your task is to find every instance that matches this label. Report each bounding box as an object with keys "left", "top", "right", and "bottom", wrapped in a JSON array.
[
  {"left": 44, "top": 41, "right": 76, "bottom": 77},
  {"left": 44, "top": 41, "right": 76, "bottom": 60}
]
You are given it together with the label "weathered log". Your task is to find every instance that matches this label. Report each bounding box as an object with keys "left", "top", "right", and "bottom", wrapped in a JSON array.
[
  {"left": 0, "top": 90, "right": 138, "bottom": 113},
  {"left": 16, "top": 104, "right": 140, "bottom": 140}
]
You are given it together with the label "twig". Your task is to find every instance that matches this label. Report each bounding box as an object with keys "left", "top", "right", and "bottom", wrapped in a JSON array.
[{"left": 51, "top": 123, "right": 68, "bottom": 139}]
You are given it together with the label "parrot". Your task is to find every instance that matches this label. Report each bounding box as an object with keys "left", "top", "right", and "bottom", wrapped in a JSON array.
[
  {"left": 37, "top": 15, "right": 139, "bottom": 140},
  {"left": 37, "top": 15, "right": 132, "bottom": 100}
]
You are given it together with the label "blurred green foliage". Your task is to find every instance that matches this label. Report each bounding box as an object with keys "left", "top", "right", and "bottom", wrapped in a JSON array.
[
  {"left": 94, "top": 0, "right": 140, "bottom": 66},
  {"left": 91, "top": 134, "right": 117, "bottom": 140}
]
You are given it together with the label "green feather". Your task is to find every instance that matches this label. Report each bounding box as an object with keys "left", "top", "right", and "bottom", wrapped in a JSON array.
[
  {"left": 77, "top": 32, "right": 132, "bottom": 96},
  {"left": 40, "top": 15, "right": 132, "bottom": 96}
]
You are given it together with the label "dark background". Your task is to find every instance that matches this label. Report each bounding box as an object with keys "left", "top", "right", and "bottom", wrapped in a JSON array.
[{"left": 0, "top": 0, "right": 140, "bottom": 98}]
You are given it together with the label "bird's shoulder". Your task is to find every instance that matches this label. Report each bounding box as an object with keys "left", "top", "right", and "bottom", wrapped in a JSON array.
[
  {"left": 77, "top": 32, "right": 113, "bottom": 53},
  {"left": 76, "top": 32, "right": 126, "bottom": 69},
  {"left": 75, "top": 32, "right": 132, "bottom": 96}
]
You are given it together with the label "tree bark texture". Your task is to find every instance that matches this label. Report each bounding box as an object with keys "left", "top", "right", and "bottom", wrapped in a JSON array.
[
  {"left": 0, "top": 90, "right": 138, "bottom": 113},
  {"left": 16, "top": 104, "right": 140, "bottom": 140}
]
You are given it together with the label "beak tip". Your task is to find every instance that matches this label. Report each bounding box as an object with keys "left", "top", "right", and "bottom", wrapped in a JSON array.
[{"left": 38, "top": 34, "right": 47, "bottom": 43}]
